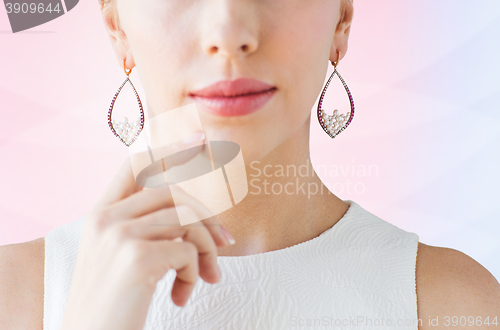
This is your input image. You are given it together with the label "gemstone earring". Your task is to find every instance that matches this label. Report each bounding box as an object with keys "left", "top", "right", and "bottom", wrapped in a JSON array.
[
  {"left": 107, "top": 59, "right": 145, "bottom": 147},
  {"left": 317, "top": 51, "right": 355, "bottom": 139}
]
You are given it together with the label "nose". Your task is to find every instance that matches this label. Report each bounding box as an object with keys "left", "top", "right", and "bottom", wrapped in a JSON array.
[{"left": 200, "top": 1, "right": 259, "bottom": 59}]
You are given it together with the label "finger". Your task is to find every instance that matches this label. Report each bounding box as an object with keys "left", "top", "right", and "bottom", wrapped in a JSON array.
[
  {"left": 107, "top": 178, "right": 204, "bottom": 221},
  {"left": 121, "top": 206, "right": 220, "bottom": 283},
  {"left": 107, "top": 183, "right": 234, "bottom": 247},
  {"left": 168, "top": 185, "right": 230, "bottom": 247},
  {"left": 93, "top": 157, "right": 142, "bottom": 211},
  {"left": 109, "top": 186, "right": 174, "bottom": 221},
  {"left": 94, "top": 131, "right": 206, "bottom": 210},
  {"left": 135, "top": 143, "right": 206, "bottom": 189},
  {"left": 107, "top": 143, "right": 206, "bottom": 220},
  {"left": 108, "top": 181, "right": 232, "bottom": 247},
  {"left": 149, "top": 240, "right": 200, "bottom": 307}
]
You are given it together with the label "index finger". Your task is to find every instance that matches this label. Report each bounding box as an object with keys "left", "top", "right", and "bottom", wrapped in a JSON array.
[
  {"left": 93, "top": 157, "right": 142, "bottom": 211},
  {"left": 94, "top": 131, "right": 206, "bottom": 210}
]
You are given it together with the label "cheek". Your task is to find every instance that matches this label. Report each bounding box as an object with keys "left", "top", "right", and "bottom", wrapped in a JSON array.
[
  {"left": 271, "top": 4, "right": 336, "bottom": 125},
  {"left": 120, "top": 1, "right": 198, "bottom": 108},
  {"left": 117, "top": 0, "right": 337, "bottom": 134}
]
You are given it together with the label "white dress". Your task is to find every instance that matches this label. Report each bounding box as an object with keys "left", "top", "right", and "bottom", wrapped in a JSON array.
[{"left": 43, "top": 200, "right": 420, "bottom": 330}]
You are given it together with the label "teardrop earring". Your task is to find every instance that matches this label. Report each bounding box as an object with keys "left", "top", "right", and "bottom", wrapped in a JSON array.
[
  {"left": 317, "top": 51, "right": 355, "bottom": 139},
  {"left": 107, "top": 59, "right": 145, "bottom": 147}
]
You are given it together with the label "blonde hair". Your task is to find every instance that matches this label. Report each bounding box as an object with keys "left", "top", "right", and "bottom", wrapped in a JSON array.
[{"left": 99, "top": 0, "right": 353, "bottom": 33}]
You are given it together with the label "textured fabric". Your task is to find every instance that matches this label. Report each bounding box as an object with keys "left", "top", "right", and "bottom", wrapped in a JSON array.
[{"left": 43, "top": 200, "right": 420, "bottom": 330}]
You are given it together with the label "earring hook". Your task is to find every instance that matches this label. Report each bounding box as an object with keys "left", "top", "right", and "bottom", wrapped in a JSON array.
[
  {"left": 331, "top": 51, "right": 341, "bottom": 69},
  {"left": 123, "top": 59, "right": 132, "bottom": 76}
]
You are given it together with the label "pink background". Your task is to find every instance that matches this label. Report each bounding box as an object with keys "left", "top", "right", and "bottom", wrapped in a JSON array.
[{"left": 1, "top": 1, "right": 499, "bottom": 279}]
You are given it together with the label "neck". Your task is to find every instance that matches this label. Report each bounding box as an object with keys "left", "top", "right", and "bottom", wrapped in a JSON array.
[{"left": 217, "top": 119, "right": 350, "bottom": 256}]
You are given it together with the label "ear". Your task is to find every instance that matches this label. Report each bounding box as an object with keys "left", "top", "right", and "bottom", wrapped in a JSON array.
[
  {"left": 101, "top": 9, "right": 136, "bottom": 71},
  {"left": 330, "top": 3, "right": 353, "bottom": 64}
]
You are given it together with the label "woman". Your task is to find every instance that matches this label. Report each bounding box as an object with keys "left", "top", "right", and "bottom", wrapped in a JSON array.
[{"left": 1, "top": 0, "right": 499, "bottom": 329}]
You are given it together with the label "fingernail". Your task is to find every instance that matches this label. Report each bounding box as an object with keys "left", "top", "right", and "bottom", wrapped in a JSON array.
[
  {"left": 220, "top": 226, "right": 235, "bottom": 245},
  {"left": 182, "top": 131, "right": 205, "bottom": 144}
]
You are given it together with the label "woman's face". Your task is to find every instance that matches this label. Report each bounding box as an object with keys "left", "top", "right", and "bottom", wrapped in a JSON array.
[{"left": 106, "top": 0, "right": 350, "bottom": 163}]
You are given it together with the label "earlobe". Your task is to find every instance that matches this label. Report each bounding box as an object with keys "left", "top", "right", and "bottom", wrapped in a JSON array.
[
  {"left": 331, "top": 21, "right": 351, "bottom": 63},
  {"left": 331, "top": 0, "right": 353, "bottom": 63}
]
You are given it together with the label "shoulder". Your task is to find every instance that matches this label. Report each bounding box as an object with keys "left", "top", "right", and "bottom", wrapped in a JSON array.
[
  {"left": 0, "top": 237, "right": 45, "bottom": 330},
  {"left": 416, "top": 242, "right": 500, "bottom": 329}
]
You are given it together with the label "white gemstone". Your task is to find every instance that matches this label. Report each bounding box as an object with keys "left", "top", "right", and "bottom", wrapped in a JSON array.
[{"left": 121, "top": 117, "right": 128, "bottom": 124}]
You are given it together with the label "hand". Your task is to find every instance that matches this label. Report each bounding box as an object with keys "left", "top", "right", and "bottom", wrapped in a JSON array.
[{"left": 61, "top": 133, "right": 235, "bottom": 330}]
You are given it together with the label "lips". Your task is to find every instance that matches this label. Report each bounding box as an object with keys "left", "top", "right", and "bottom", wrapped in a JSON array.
[{"left": 188, "top": 78, "right": 277, "bottom": 117}]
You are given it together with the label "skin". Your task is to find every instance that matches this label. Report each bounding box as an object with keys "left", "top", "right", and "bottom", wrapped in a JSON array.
[
  {"left": 107, "top": 0, "right": 353, "bottom": 258},
  {"left": 1, "top": 0, "right": 499, "bottom": 328}
]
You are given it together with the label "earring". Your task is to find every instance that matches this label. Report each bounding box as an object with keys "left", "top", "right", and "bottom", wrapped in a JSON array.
[
  {"left": 317, "top": 51, "right": 355, "bottom": 139},
  {"left": 107, "top": 59, "right": 145, "bottom": 147}
]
